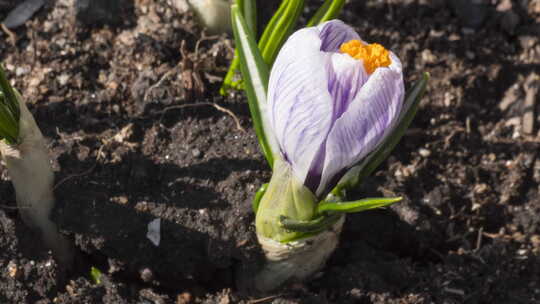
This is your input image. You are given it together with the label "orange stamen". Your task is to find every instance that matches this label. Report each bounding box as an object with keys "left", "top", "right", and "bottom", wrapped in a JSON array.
[{"left": 339, "top": 39, "right": 391, "bottom": 74}]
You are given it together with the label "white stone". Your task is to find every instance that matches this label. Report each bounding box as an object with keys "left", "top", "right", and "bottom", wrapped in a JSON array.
[{"left": 147, "top": 218, "right": 161, "bottom": 247}]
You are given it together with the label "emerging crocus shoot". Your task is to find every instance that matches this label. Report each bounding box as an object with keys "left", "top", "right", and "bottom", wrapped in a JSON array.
[
  {"left": 232, "top": 6, "right": 428, "bottom": 291},
  {"left": 0, "top": 65, "right": 73, "bottom": 266}
]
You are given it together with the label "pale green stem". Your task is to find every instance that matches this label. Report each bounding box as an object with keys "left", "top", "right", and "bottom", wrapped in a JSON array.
[{"left": 255, "top": 158, "right": 317, "bottom": 242}]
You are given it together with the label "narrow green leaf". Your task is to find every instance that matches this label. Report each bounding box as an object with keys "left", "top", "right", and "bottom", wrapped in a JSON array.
[
  {"left": 333, "top": 72, "right": 430, "bottom": 195},
  {"left": 221, "top": 0, "right": 303, "bottom": 93},
  {"left": 252, "top": 183, "right": 268, "bottom": 213},
  {"left": 259, "top": 0, "right": 304, "bottom": 66},
  {"left": 0, "top": 107, "right": 19, "bottom": 144},
  {"left": 220, "top": 0, "right": 258, "bottom": 95},
  {"left": 231, "top": 4, "right": 275, "bottom": 167},
  {"left": 0, "top": 104, "right": 18, "bottom": 141},
  {"left": 0, "top": 65, "right": 19, "bottom": 120},
  {"left": 306, "top": 0, "right": 331, "bottom": 26},
  {"left": 278, "top": 213, "right": 341, "bottom": 233},
  {"left": 306, "top": 0, "right": 346, "bottom": 26},
  {"left": 220, "top": 51, "right": 242, "bottom": 95},
  {"left": 0, "top": 65, "right": 20, "bottom": 144},
  {"left": 242, "top": 0, "right": 257, "bottom": 36},
  {"left": 257, "top": 0, "right": 290, "bottom": 53},
  {"left": 317, "top": 197, "right": 402, "bottom": 214}
]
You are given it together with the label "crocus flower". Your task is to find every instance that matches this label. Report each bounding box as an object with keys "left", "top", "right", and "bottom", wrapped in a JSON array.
[
  {"left": 267, "top": 19, "right": 404, "bottom": 198},
  {"left": 254, "top": 20, "right": 406, "bottom": 291}
]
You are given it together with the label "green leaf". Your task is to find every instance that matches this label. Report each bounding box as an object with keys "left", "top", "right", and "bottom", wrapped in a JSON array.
[
  {"left": 306, "top": 0, "right": 346, "bottom": 26},
  {"left": 333, "top": 72, "right": 429, "bottom": 195},
  {"left": 0, "top": 65, "right": 19, "bottom": 120},
  {"left": 278, "top": 213, "right": 341, "bottom": 233},
  {"left": 317, "top": 197, "right": 402, "bottom": 214},
  {"left": 220, "top": 0, "right": 258, "bottom": 95},
  {"left": 0, "top": 65, "right": 20, "bottom": 145},
  {"left": 252, "top": 182, "right": 268, "bottom": 213},
  {"left": 0, "top": 102, "right": 19, "bottom": 144},
  {"left": 90, "top": 266, "right": 102, "bottom": 285},
  {"left": 257, "top": 0, "right": 290, "bottom": 58},
  {"left": 231, "top": 4, "right": 275, "bottom": 167},
  {"left": 259, "top": 0, "right": 304, "bottom": 66},
  {"left": 221, "top": 0, "right": 304, "bottom": 93},
  {"left": 241, "top": 0, "right": 257, "bottom": 36},
  {"left": 220, "top": 52, "right": 242, "bottom": 95}
]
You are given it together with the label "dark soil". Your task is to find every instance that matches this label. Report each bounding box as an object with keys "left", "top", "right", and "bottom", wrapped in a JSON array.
[{"left": 1, "top": 0, "right": 540, "bottom": 303}]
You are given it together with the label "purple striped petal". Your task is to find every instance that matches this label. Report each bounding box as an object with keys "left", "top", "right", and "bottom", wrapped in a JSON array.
[
  {"left": 317, "top": 20, "right": 361, "bottom": 52},
  {"left": 316, "top": 53, "right": 404, "bottom": 196},
  {"left": 304, "top": 53, "right": 368, "bottom": 191},
  {"left": 267, "top": 19, "right": 405, "bottom": 196},
  {"left": 268, "top": 27, "right": 334, "bottom": 183}
]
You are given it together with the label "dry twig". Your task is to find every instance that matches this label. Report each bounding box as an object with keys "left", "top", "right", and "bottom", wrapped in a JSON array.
[
  {"left": 143, "top": 65, "right": 180, "bottom": 103},
  {"left": 1, "top": 23, "right": 16, "bottom": 45},
  {"left": 247, "top": 294, "right": 285, "bottom": 304},
  {"left": 53, "top": 144, "right": 106, "bottom": 190}
]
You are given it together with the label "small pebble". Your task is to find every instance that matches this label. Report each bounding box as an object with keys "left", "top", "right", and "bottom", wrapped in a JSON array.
[
  {"left": 15, "top": 66, "right": 29, "bottom": 76},
  {"left": 421, "top": 49, "right": 436, "bottom": 64},
  {"left": 57, "top": 74, "right": 70, "bottom": 86},
  {"left": 419, "top": 148, "right": 431, "bottom": 157},
  {"left": 140, "top": 267, "right": 153, "bottom": 282},
  {"left": 177, "top": 292, "right": 192, "bottom": 304},
  {"left": 444, "top": 92, "right": 453, "bottom": 107},
  {"left": 191, "top": 148, "right": 201, "bottom": 158},
  {"left": 518, "top": 36, "right": 538, "bottom": 50},
  {"left": 7, "top": 261, "right": 17, "bottom": 278},
  {"left": 146, "top": 218, "right": 161, "bottom": 247}
]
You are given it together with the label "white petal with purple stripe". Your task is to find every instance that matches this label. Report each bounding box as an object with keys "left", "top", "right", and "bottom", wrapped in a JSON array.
[{"left": 267, "top": 20, "right": 405, "bottom": 197}]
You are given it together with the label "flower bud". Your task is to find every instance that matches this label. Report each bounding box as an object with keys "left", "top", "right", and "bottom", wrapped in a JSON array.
[{"left": 267, "top": 20, "right": 404, "bottom": 197}]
